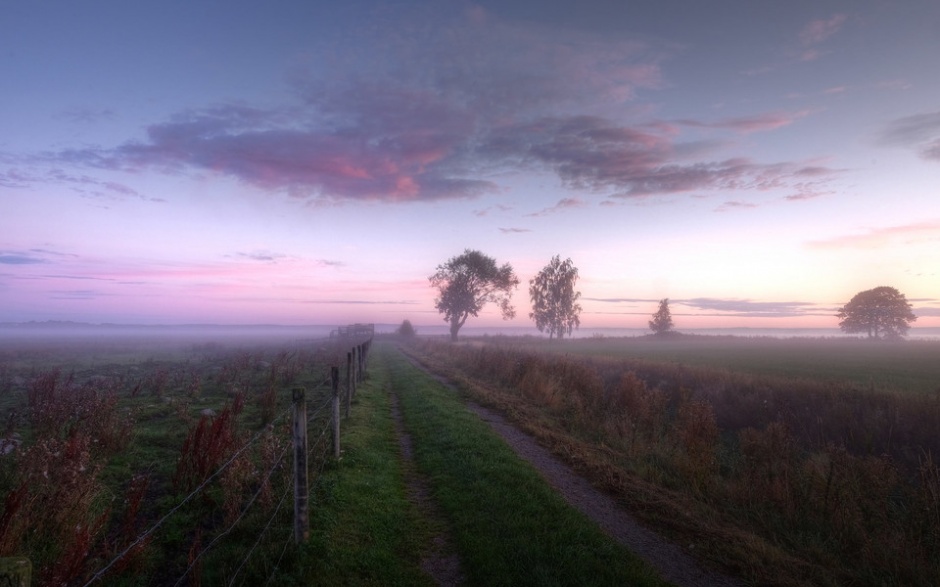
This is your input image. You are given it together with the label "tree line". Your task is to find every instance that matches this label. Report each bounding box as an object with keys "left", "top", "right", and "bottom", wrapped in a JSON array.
[{"left": 425, "top": 249, "right": 918, "bottom": 342}]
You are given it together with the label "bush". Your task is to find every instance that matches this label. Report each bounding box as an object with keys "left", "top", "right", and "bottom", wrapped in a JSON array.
[{"left": 396, "top": 320, "right": 417, "bottom": 338}]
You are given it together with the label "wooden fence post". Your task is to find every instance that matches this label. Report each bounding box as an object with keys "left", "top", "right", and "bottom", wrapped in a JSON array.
[
  {"left": 345, "top": 352, "right": 352, "bottom": 418},
  {"left": 292, "top": 387, "right": 308, "bottom": 543},
  {"left": 331, "top": 366, "right": 341, "bottom": 459},
  {"left": 356, "top": 344, "right": 364, "bottom": 382}
]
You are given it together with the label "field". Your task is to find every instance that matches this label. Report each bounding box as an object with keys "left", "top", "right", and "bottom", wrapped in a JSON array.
[
  {"left": 0, "top": 332, "right": 356, "bottom": 585},
  {"left": 2, "top": 331, "right": 939, "bottom": 586},
  {"left": 0, "top": 332, "right": 672, "bottom": 586},
  {"left": 481, "top": 333, "right": 940, "bottom": 395},
  {"left": 408, "top": 333, "right": 940, "bottom": 587}
]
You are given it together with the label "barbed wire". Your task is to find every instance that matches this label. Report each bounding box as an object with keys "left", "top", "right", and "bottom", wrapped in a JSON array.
[
  {"left": 82, "top": 405, "right": 293, "bottom": 586},
  {"left": 83, "top": 346, "right": 365, "bottom": 586},
  {"left": 229, "top": 472, "right": 295, "bottom": 586},
  {"left": 175, "top": 437, "right": 294, "bottom": 586}
]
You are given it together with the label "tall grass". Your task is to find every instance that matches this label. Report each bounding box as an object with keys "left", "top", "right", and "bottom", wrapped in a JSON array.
[
  {"left": 412, "top": 337, "right": 940, "bottom": 586},
  {"left": 0, "top": 339, "right": 339, "bottom": 585}
]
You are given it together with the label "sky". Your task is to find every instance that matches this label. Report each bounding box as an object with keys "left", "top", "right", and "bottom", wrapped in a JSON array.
[{"left": 2, "top": 0, "right": 939, "bottom": 331}]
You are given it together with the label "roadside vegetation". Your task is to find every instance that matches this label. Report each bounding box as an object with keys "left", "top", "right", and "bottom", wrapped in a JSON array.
[{"left": 407, "top": 334, "right": 940, "bottom": 587}]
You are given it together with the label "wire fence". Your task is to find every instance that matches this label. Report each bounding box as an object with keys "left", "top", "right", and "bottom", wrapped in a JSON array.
[{"left": 63, "top": 331, "right": 375, "bottom": 587}]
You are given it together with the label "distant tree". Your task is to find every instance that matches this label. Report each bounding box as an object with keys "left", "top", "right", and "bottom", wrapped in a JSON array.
[
  {"left": 396, "top": 319, "right": 416, "bottom": 338},
  {"left": 529, "top": 255, "right": 582, "bottom": 340},
  {"left": 649, "top": 298, "right": 674, "bottom": 335},
  {"left": 429, "top": 249, "right": 519, "bottom": 342},
  {"left": 836, "top": 286, "right": 917, "bottom": 340}
]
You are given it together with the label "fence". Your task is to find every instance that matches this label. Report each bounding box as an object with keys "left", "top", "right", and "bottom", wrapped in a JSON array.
[{"left": 0, "top": 326, "right": 373, "bottom": 587}]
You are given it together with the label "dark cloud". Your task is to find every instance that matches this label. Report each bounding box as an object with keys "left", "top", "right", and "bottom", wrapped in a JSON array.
[
  {"left": 54, "top": 107, "right": 116, "bottom": 124},
  {"left": 681, "top": 298, "right": 824, "bottom": 317},
  {"left": 583, "top": 297, "right": 660, "bottom": 304},
  {"left": 878, "top": 111, "right": 940, "bottom": 162},
  {"left": 234, "top": 251, "right": 287, "bottom": 263},
  {"left": 13, "top": 8, "right": 835, "bottom": 205},
  {"left": 49, "top": 290, "right": 101, "bottom": 300},
  {"left": 499, "top": 227, "right": 531, "bottom": 233},
  {"left": 302, "top": 300, "right": 418, "bottom": 305},
  {"left": 0, "top": 253, "right": 46, "bottom": 265},
  {"left": 525, "top": 197, "right": 587, "bottom": 217},
  {"left": 480, "top": 115, "right": 833, "bottom": 198},
  {"left": 41, "top": 274, "right": 114, "bottom": 281},
  {"left": 587, "top": 296, "right": 828, "bottom": 319}
]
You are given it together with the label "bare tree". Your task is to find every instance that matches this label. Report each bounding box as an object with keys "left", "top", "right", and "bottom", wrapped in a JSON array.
[
  {"left": 529, "top": 255, "right": 582, "bottom": 340},
  {"left": 649, "top": 298, "right": 674, "bottom": 335},
  {"left": 429, "top": 249, "right": 519, "bottom": 342},
  {"left": 837, "top": 286, "right": 916, "bottom": 340}
]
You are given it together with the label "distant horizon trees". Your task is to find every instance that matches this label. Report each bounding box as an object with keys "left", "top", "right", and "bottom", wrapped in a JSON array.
[
  {"left": 649, "top": 298, "right": 674, "bottom": 335},
  {"left": 837, "top": 286, "right": 917, "bottom": 340},
  {"left": 429, "top": 249, "right": 519, "bottom": 342},
  {"left": 529, "top": 255, "right": 582, "bottom": 340}
]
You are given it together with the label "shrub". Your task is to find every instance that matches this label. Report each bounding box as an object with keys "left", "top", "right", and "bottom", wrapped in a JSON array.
[{"left": 396, "top": 319, "right": 417, "bottom": 338}]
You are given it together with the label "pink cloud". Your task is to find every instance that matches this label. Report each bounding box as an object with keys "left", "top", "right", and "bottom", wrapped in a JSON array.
[
  {"left": 799, "top": 14, "right": 847, "bottom": 46},
  {"left": 677, "top": 110, "right": 811, "bottom": 134},
  {"left": 806, "top": 221, "right": 940, "bottom": 249},
  {"left": 715, "top": 201, "right": 758, "bottom": 212}
]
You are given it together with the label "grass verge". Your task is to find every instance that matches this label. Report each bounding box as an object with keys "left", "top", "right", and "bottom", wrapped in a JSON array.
[{"left": 304, "top": 353, "right": 433, "bottom": 586}]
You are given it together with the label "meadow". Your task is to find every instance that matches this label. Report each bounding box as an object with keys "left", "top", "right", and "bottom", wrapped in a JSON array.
[
  {"left": 408, "top": 333, "right": 940, "bottom": 587},
  {"left": 0, "top": 333, "right": 350, "bottom": 586},
  {"left": 0, "top": 332, "right": 671, "bottom": 586}
]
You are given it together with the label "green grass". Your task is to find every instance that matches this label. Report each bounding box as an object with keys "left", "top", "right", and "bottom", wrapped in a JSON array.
[
  {"left": 303, "top": 355, "right": 433, "bottom": 586},
  {"left": 500, "top": 335, "right": 940, "bottom": 395},
  {"left": 379, "top": 343, "right": 672, "bottom": 587}
]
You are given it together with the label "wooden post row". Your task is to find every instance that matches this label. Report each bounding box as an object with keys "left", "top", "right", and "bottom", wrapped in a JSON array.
[
  {"left": 357, "top": 344, "right": 364, "bottom": 382},
  {"left": 331, "top": 366, "right": 340, "bottom": 459},
  {"left": 345, "top": 351, "right": 352, "bottom": 419},
  {"left": 292, "top": 387, "right": 308, "bottom": 543}
]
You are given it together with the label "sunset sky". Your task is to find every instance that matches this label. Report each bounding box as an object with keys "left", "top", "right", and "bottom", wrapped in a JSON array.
[{"left": 2, "top": 0, "right": 939, "bottom": 331}]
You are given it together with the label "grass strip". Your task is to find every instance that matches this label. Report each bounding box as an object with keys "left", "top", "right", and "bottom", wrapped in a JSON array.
[
  {"left": 380, "top": 343, "right": 672, "bottom": 587},
  {"left": 303, "top": 359, "right": 433, "bottom": 586}
]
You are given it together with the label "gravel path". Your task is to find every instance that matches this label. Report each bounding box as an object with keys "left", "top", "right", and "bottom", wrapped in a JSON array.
[{"left": 401, "top": 350, "right": 745, "bottom": 587}]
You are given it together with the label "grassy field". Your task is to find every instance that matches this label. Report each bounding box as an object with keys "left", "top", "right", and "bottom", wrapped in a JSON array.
[
  {"left": 0, "top": 334, "right": 675, "bottom": 586},
  {"left": 0, "top": 334, "right": 343, "bottom": 586},
  {"left": 409, "top": 334, "right": 940, "bottom": 587},
  {"left": 491, "top": 333, "right": 940, "bottom": 395}
]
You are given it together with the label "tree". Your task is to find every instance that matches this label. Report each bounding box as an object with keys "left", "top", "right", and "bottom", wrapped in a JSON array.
[
  {"left": 649, "top": 298, "right": 674, "bottom": 335},
  {"left": 529, "top": 255, "right": 582, "bottom": 340},
  {"left": 429, "top": 249, "right": 519, "bottom": 342},
  {"left": 396, "top": 319, "right": 416, "bottom": 338},
  {"left": 836, "top": 286, "right": 917, "bottom": 340}
]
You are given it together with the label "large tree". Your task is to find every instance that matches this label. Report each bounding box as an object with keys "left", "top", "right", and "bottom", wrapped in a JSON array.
[
  {"left": 529, "top": 255, "right": 582, "bottom": 340},
  {"left": 429, "top": 249, "right": 519, "bottom": 342},
  {"left": 836, "top": 286, "right": 917, "bottom": 340},
  {"left": 649, "top": 298, "right": 674, "bottom": 335}
]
